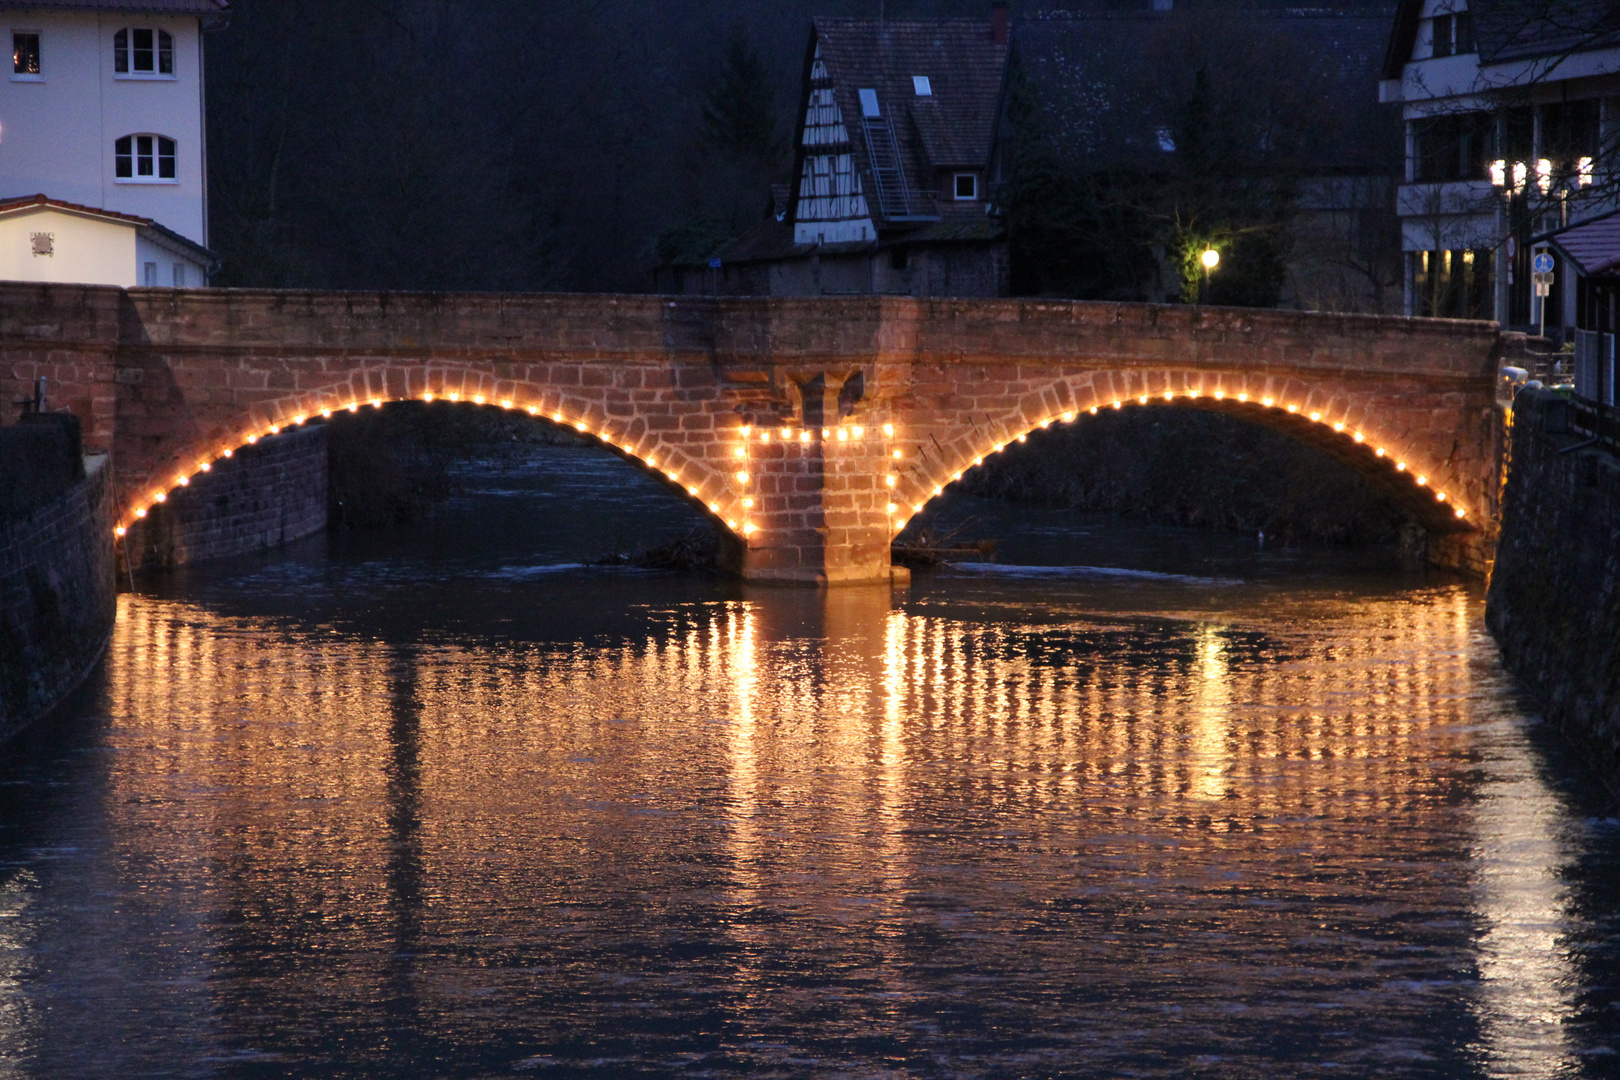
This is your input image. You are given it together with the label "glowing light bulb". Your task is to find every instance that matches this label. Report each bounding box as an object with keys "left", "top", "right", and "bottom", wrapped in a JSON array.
[
  {"left": 727, "top": 519, "right": 737, "bottom": 530},
  {"left": 448, "top": 393, "right": 460, "bottom": 402},
  {"left": 115, "top": 526, "right": 127, "bottom": 537},
  {"left": 1376, "top": 448, "right": 1386, "bottom": 457},
  {"left": 501, "top": 399, "right": 513, "bottom": 409},
  {"left": 742, "top": 522, "right": 756, "bottom": 535},
  {"left": 1262, "top": 398, "right": 1273, "bottom": 408},
  {"left": 1353, "top": 432, "right": 1364, "bottom": 443},
  {"left": 135, "top": 507, "right": 147, "bottom": 518},
  {"left": 222, "top": 449, "right": 233, "bottom": 458},
  {"left": 1334, "top": 422, "right": 1345, "bottom": 432},
  {"left": 294, "top": 415, "right": 307, "bottom": 425},
  {"left": 885, "top": 475, "right": 897, "bottom": 487},
  {"left": 1396, "top": 462, "right": 1407, "bottom": 472},
  {"left": 853, "top": 426, "right": 864, "bottom": 439},
  {"left": 153, "top": 492, "right": 167, "bottom": 503},
  {"left": 198, "top": 462, "right": 211, "bottom": 472},
  {"left": 1089, "top": 406, "right": 1098, "bottom": 414},
  {"left": 1214, "top": 391, "right": 1225, "bottom": 400},
  {"left": 708, "top": 502, "right": 720, "bottom": 512},
  {"left": 1112, "top": 400, "right": 1122, "bottom": 409},
  {"left": 1237, "top": 393, "right": 1248, "bottom": 403},
  {"left": 734, "top": 447, "right": 747, "bottom": 458},
  {"left": 1416, "top": 475, "right": 1427, "bottom": 486},
  {"left": 553, "top": 412, "right": 562, "bottom": 422},
  {"left": 1310, "top": 412, "right": 1321, "bottom": 422},
  {"left": 246, "top": 435, "right": 258, "bottom": 444},
  {"left": 743, "top": 497, "right": 754, "bottom": 508},
  {"left": 473, "top": 395, "right": 485, "bottom": 405},
  {"left": 837, "top": 428, "right": 848, "bottom": 442},
  {"left": 736, "top": 471, "right": 749, "bottom": 482},
  {"left": 321, "top": 409, "right": 332, "bottom": 419},
  {"left": 822, "top": 428, "right": 830, "bottom": 439},
  {"left": 1041, "top": 418, "right": 1053, "bottom": 427},
  {"left": 760, "top": 431, "right": 771, "bottom": 443},
  {"left": 528, "top": 406, "right": 539, "bottom": 415},
  {"left": 687, "top": 486, "right": 698, "bottom": 496},
  {"left": 576, "top": 422, "right": 587, "bottom": 431},
  {"left": 886, "top": 502, "right": 897, "bottom": 514},
  {"left": 893, "top": 449, "right": 903, "bottom": 458},
  {"left": 1436, "top": 491, "right": 1447, "bottom": 502},
  {"left": 1163, "top": 392, "right": 1174, "bottom": 402},
  {"left": 741, "top": 426, "right": 752, "bottom": 437},
  {"left": 915, "top": 504, "right": 926, "bottom": 513},
  {"left": 800, "top": 431, "right": 811, "bottom": 443},
  {"left": 1063, "top": 411, "right": 1076, "bottom": 421},
  {"left": 176, "top": 475, "right": 189, "bottom": 486},
  {"left": 423, "top": 392, "right": 434, "bottom": 403},
  {"left": 1455, "top": 507, "right": 1467, "bottom": 518},
  {"left": 1017, "top": 434, "right": 1027, "bottom": 442},
  {"left": 781, "top": 427, "right": 791, "bottom": 439},
  {"left": 883, "top": 424, "right": 895, "bottom": 437},
  {"left": 268, "top": 425, "right": 280, "bottom": 434}
]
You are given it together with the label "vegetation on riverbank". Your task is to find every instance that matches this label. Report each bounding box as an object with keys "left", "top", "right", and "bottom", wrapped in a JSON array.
[{"left": 958, "top": 408, "right": 1412, "bottom": 548}]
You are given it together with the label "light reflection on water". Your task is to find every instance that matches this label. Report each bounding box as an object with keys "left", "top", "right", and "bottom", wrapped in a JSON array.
[{"left": 0, "top": 447, "right": 1615, "bottom": 1078}]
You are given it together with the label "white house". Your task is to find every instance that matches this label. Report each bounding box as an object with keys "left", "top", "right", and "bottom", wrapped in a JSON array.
[
  {"left": 0, "top": 0, "right": 224, "bottom": 285},
  {"left": 1380, "top": 0, "right": 1620, "bottom": 333},
  {"left": 0, "top": 193, "right": 209, "bottom": 286}
]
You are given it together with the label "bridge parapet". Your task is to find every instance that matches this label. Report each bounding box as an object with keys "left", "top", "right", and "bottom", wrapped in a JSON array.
[{"left": 0, "top": 284, "right": 1506, "bottom": 582}]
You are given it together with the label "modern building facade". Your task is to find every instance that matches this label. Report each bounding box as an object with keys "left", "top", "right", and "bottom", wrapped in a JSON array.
[
  {"left": 0, "top": 0, "right": 223, "bottom": 284},
  {"left": 1380, "top": 0, "right": 1620, "bottom": 332}
]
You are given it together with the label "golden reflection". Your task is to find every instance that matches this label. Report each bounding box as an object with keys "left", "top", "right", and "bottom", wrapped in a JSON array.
[{"left": 79, "top": 584, "right": 1580, "bottom": 1074}]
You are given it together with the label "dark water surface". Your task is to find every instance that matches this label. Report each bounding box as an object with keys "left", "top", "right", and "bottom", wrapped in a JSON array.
[{"left": 2, "top": 447, "right": 1618, "bottom": 1079}]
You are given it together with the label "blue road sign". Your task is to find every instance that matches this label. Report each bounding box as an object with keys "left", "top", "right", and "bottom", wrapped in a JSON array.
[{"left": 1532, "top": 252, "right": 1555, "bottom": 274}]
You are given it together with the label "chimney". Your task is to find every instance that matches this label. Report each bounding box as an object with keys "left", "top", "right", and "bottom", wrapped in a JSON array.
[{"left": 991, "top": 1, "right": 1009, "bottom": 45}]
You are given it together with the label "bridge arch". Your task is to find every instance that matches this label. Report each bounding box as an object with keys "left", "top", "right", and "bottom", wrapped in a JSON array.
[
  {"left": 890, "top": 367, "right": 1482, "bottom": 539},
  {"left": 112, "top": 366, "right": 755, "bottom": 542}
]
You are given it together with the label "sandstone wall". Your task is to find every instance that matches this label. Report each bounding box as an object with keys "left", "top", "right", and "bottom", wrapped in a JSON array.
[
  {"left": 0, "top": 455, "right": 115, "bottom": 742},
  {"left": 122, "top": 424, "right": 327, "bottom": 571},
  {"left": 1486, "top": 387, "right": 1620, "bottom": 777}
]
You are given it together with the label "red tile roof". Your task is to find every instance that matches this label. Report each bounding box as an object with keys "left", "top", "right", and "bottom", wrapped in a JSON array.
[
  {"left": 0, "top": 193, "right": 213, "bottom": 258},
  {"left": 1545, "top": 211, "right": 1620, "bottom": 277}
]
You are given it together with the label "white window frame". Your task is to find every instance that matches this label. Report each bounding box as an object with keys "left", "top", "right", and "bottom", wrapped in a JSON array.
[
  {"left": 113, "top": 27, "right": 174, "bottom": 79},
  {"left": 953, "top": 172, "right": 979, "bottom": 201},
  {"left": 11, "top": 30, "right": 41, "bottom": 81},
  {"left": 115, "top": 133, "right": 178, "bottom": 183}
]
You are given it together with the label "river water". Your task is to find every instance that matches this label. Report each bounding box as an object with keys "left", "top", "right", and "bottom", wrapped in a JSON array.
[{"left": 2, "top": 446, "right": 1618, "bottom": 1079}]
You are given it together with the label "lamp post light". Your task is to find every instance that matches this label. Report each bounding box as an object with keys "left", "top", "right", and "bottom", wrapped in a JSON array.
[{"left": 1199, "top": 247, "right": 1219, "bottom": 304}]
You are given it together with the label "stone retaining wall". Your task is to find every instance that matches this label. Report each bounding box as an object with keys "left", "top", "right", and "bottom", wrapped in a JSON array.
[
  {"left": 1486, "top": 387, "right": 1620, "bottom": 779},
  {"left": 0, "top": 456, "right": 115, "bottom": 742},
  {"left": 121, "top": 424, "right": 327, "bottom": 571}
]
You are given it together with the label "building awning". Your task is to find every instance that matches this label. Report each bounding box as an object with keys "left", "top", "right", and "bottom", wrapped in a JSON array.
[{"left": 1541, "top": 211, "right": 1620, "bottom": 277}]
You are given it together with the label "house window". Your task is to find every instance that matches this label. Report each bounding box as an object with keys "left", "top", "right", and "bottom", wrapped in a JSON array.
[
  {"left": 172, "top": 263, "right": 185, "bottom": 287},
  {"left": 1411, "top": 112, "right": 1493, "bottom": 182},
  {"left": 912, "top": 75, "right": 932, "bottom": 96},
  {"left": 1430, "top": 12, "right": 1473, "bottom": 58},
  {"left": 115, "top": 134, "right": 177, "bottom": 181},
  {"left": 12, "top": 32, "right": 39, "bottom": 76},
  {"left": 114, "top": 28, "right": 173, "bottom": 76},
  {"left": 953, "top": 173, "right": 978, "bottom": 200},
  {"left": 143, "top": 262, "right": 157, "bottom": 287}
]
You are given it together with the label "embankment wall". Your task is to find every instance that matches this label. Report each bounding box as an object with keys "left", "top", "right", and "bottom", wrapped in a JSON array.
[
  {"left": 122, "top": 424, "right": 327, "bottom": 571},
  {"left": 1486, "top": 388, "right": 1620, "bottom": 778},
  {"left": 0, "top": 455, "right": 115, "bottom": 742}
]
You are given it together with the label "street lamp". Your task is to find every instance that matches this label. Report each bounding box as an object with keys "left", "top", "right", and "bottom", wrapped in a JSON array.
[{"left": 1199, "top": 247, "right": 1219, "bottom": 304}]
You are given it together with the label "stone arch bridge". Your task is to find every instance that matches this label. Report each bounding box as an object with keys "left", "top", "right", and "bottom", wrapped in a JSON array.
[{"left": 0, "top": 284, "right": 1511, "bottom": 582}]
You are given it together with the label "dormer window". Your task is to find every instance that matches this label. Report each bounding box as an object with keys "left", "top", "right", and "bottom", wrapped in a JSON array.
[
  {"left": 913, "top": 75, "right": 932, "bottom": 96},
  {"left": 954, "top": 172, "right": 978, "bottom": 200},
  {"left": 115, "top": 134, "right": 177, "bottom": 181},
  {"left": 1431, "top": 11, "right": 1473, "bottom": 58},
  {"left": 114, "top": 28, "right": 172, "bottom": 76}
]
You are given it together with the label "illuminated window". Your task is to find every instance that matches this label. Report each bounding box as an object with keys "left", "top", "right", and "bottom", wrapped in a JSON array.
[
  {"left": 12, "top": 32, "right": 39, "bottom": 76},
  {"left": 115, "top": 134, "right": 177, "bottom": 181},
  {"left": 114, "top": 27, "right": 172, "bottom": 76}
]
